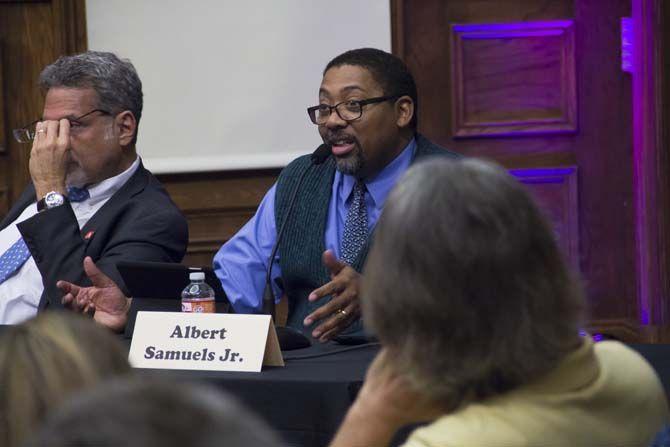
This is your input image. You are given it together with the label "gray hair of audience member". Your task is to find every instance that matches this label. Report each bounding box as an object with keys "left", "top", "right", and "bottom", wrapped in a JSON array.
[
  {"left": 23, "top": 378, "right": 284, "bottom": 447},
  {"left": 362, "top": 158, "right": 585, "bottom": 411},
  {"left": 0, "top": 312, "right": 131, "bottom": 447},
  {"left": 38, "top": 50, "right": 143, "bottom": 144}
]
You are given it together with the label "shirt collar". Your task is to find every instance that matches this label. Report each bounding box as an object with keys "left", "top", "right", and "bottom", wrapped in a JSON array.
[
  {"left": 516, "top": 335, "right": 600, "bottom": 395},
  {"left": 339, "top": 138, "right": 417, "bottom": 209},
  {"left": 69, "top": 156, "right": 140, "bottom": 206}
]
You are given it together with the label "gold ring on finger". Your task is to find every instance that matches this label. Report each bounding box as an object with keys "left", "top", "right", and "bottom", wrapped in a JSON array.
[{"left": 338, "top": 309, "right": 347, "bottom": 316}]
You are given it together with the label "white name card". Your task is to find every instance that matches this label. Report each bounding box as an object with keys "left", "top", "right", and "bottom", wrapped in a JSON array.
[{"left": 129, "top": 312, "right": 284, "bottom": 372}]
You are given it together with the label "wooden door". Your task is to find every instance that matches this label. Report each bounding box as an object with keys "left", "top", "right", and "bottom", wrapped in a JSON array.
[
  {"left": 391, "top": 0, "right": 656, "bottom": 341},
  {"left": 0, "top": 0, "right": 87, "bottom": 216}
]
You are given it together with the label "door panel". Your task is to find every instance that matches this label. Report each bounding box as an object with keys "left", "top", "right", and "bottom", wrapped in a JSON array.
[{"left": 393, "top": 0, "right": 640, "bottom": 340}]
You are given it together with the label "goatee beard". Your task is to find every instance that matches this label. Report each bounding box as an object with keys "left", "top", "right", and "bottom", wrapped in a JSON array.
[{"left": 335, "top": 150, "right": 365, "bottom": 176}]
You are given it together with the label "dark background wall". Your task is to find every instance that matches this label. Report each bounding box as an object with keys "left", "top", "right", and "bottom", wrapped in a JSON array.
[{"left": 1, "top": 0, "right": 669, "bottom": 341}]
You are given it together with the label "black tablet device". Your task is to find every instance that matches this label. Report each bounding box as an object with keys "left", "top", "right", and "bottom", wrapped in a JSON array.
[{"left": 116, "top": 260, "right": 229, "bottom": 337}]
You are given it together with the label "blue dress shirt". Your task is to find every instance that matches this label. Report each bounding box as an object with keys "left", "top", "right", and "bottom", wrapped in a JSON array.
[{"left": 213, "top": 138, "right": 417, "bottom": 314}]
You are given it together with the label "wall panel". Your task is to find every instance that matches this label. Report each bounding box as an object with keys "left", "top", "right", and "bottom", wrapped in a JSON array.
[
  {"left": 511, "top": 167, "right": 579, "bottom": 270},
  {"left": 451, "top": 21, "right": 576, "bottom": 137},
  {"left": 157, "top": 169, "right": 280, "bottom": 267}
]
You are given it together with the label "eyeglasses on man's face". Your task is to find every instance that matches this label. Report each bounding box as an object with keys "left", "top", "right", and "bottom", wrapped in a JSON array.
[
  {"left": 307, "top": 95, "right": 401, "bottom": 125},
  {"left": 12, "top": 109, "right": 111, "bottom": 143}
]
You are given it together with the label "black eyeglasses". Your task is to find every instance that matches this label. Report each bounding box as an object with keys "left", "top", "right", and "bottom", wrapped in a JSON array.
[
  {"left": 13, "top": 109, "right": 111, "bottom": 143},
  {"left": 307, "top": 95, "right": 401, "bottom": 125}
]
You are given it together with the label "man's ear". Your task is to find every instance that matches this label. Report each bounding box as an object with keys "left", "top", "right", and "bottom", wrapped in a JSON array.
[
  {"left": 115, "top": 111, "right": 137, "bottom": 146},
  {"left": 395, "top": 96, "right": 414, "bottom": 129}
]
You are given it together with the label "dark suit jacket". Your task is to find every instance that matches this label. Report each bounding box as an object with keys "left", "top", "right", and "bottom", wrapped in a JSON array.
[{"left": 0, "top": 162, "right": 188, "bottom": 310}]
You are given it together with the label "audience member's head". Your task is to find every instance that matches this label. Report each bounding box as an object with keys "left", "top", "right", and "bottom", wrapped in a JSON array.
[
  {"left": 24, "top": 378, "right": 284, "bottom": 447},
  {"left": 0, "top": 312, "right": 131, "bottom": 447},
  {"left": 363, "top": 158, "right": 584, "bottom": 411}
]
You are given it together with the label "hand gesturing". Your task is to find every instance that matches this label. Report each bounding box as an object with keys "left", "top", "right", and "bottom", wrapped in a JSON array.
[
  {"left": 58, "top": 256, "right": 130, "bottom": 332},
  {"left": 303, "top": 250, "right": 362, "bottom": 342}
]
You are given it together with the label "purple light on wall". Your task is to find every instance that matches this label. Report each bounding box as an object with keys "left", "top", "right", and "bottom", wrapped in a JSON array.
[
  {"left": 451, "top": 20, "right": 574, "bottom": 34},
  {"left": 509, "top": 167, "right": 575, "bottom": 181},
  {"left": 621, "top": 18, "right": 634, "bottom": 73},
  {"left": 579, "top": 330, "right": 605, "bottom": 342},
  {"left": 632, "top": 0, "right": 653, "bottom": 327},
  {"left": 640, "top": 308, "right": 650, "bottom": 325}
]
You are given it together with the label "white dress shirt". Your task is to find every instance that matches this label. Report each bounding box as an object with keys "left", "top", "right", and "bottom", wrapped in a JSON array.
[{"left": 0, "top": 157, "right": 140, "bottom": 324}]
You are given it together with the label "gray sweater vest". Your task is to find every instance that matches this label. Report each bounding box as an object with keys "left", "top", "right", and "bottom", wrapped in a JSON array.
[{"left": 275, "top": 134, "right": 459, "bottom": 337}]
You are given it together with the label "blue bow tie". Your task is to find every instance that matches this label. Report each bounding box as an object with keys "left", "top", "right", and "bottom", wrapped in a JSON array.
[{"left": 66, "top": 186, "right": 90, "bottom": 202}]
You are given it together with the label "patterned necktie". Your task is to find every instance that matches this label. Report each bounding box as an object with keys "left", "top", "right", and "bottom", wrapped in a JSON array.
[
  {"left": 0, "top": 238, "right": 32, "bottom": 284},
  {"left": 341, "top": 180, "right": 369, "bottom": 265},
  {"left": 0, "top": 187, "right": 90, "bottom": 285}
]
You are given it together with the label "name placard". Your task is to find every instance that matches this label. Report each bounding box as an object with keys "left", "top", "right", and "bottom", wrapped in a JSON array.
[{"left": 129, "top": 312, "right": 284, "bottom": 372}]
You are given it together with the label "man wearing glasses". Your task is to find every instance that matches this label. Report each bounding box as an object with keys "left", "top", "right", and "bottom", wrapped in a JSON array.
[
  {"left": 214, "top": 48, "right": 459, "bottom": 342},
  {"left": 61, "top": 48, "right": 458, "bottom": 340},
  {"left": 0, "top": 51, "right": 187, "bottom": 328}
]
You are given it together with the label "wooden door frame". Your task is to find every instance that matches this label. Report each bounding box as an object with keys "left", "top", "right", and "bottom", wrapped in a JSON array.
[{"left": 632, "top": 0, "right": 670, "bottom": 341}]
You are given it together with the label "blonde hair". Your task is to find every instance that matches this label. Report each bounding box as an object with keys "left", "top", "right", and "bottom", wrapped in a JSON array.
[{"left": 0, "top": 312, "right": 131, "bottom": 447}]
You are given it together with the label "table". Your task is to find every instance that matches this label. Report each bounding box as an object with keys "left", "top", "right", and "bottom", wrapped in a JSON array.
[
  {"left": 140, "top": 341, "right": 379, "bottom": 447},
  {"left": 137, "top": 342, "right": 670, "bottom": 447},
  {"left": 3, "top": 324, "right": 668, "bottom": 447}
]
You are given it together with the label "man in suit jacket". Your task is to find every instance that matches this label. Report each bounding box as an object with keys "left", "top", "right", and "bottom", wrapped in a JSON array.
[
  {"left": 56, "top": 48, "right": 460, "bottom": 339},
  {"left": 0, "top": 51, "right": 187, "bottom": 329}
]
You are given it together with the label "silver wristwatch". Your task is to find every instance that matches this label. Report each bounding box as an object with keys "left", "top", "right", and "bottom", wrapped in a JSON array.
[{"left": 37, "top": 191, "right": 67, "bottom": 212}]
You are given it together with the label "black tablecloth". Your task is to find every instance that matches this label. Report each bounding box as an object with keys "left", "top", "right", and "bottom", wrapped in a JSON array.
[
  {"left": 2, "top": 324, "right": 669, "bottom": 447},
  {"left": 136, "top": 342, "right": 670, "bottom": 447},
  {"left": 138, "top": 341, "right": 379, "bottom": 447},
  {"left": 629, "top": 344, "right": 670, "bottom": 395}
]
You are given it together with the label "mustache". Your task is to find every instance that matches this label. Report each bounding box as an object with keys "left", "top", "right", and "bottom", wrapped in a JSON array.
[{"left": 323, "top": 132, "right": 358, "bottom": 146}]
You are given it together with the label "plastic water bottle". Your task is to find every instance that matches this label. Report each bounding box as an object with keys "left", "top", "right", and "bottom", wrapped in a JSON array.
[{"left": 181, "top": 272, "right": 215, "bottom": 313}]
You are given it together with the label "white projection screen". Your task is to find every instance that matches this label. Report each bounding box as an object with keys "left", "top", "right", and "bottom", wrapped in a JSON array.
[{"left": 86, "top": 1, "right": 391, "bottom": 173}]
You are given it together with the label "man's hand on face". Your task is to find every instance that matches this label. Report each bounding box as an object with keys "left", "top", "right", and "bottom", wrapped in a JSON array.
[
  {"left": 303, "top": 249, "right": 362, "bottom": 342},
  {"left": 58, "top": 256, "right": 131, "bottom": 333},
  {"left": 29, "top": 119, "right": 71, "bottom": 198}
]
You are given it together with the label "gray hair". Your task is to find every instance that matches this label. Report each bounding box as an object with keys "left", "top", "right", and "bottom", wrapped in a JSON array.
[
  {"left": 363, "top": 158, "right": 584, "bottom": 410},
  {"left": 39, "top": 51, "right": 143, "bottom": 144}
]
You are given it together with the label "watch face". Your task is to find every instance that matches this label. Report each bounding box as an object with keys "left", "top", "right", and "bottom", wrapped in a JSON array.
[{"left": 44, "top": 192, "right": 65, "bottom": 208}]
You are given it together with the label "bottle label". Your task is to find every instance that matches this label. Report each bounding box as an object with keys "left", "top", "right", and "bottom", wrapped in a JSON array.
[{"left": 181, "top": 300, "right": 215, "bottom": 313}]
